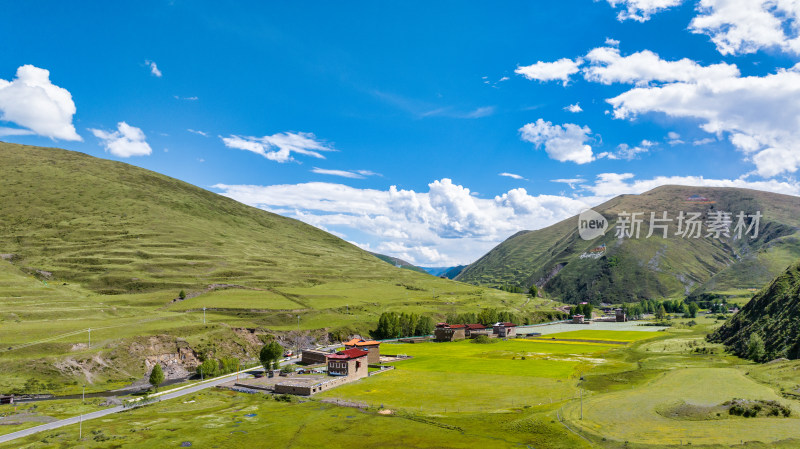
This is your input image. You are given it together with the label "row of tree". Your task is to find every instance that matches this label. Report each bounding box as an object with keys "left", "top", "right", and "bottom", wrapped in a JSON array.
[
  {"left": 196, "top": 356, "right": 241, "bottom": 379},
  {"left": 497, "top": 285, "right": 538, "bottom": 297},
  {"left": 568, "top": 303, "right": 594, "bottom": 318},
  {"left": 613, "top": 299, "right": 700, "bottom": 320},
  {"left": 373, "top": 312, "right": 436, "bottom": 339},
  {"left": 444, "top": 308, "right": 519, "bottom": 327}
]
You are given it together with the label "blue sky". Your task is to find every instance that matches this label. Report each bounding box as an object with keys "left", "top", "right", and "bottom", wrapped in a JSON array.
[{"left": 2, "top": 1, "right": 800, "bottom": 265}]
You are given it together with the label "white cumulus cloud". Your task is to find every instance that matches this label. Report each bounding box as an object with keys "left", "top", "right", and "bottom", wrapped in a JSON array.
[
  {"left": 213, "top": 179, "right": 590, "bottom": 265},
  {"left": 221, "top": 132, "right": 335, "bottom": 163},
  {"left": 564, "top": 103, "right": 583, "bottom": 113},
  {"left": 608, "top": 65, "right": 800, "bottom": 177},
  {"left": 519, "top": 119, "right": 595, "bottom": 164},
  {"left": 607, "top": 0, "right": 684, "bottom": 22},
  {"left": 0, "top": 65, "right": 80, "bottom": 141},
  {"left": 89, "top": 122, "right": 152, "bottom": 157},
  {"left": 515, "top": 58, "right": 581, "bottom": 86},
  {"left": 499, "top": 172, "right": 525, "bottom": 179},
  {"left": 691, "top": 0, "right": 800, "bottom": 55},
  {"left": 583, "top": 46, "right": 740, "bottom": 85}
]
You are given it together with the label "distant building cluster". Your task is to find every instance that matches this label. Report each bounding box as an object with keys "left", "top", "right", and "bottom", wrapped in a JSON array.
[
  {"left": 433, "top": 322, "right": 517, "bottom": 341},
  {"left": 572, "top": 307, "right": 627, "bottom": 324}
]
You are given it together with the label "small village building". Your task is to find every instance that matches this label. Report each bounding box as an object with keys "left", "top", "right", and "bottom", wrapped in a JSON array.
[
  {"left": 301, "top": 349, "right": 330, "bottom": 365},
  {"left": 434, "top": 323, "right": 466, "bottom": 341},
  {"left": 0, "top": 395, "right": 13, "bottom": 405},
  {"left": 572, "top": 314, "right": 585, "bottom": 324},
  {"left": 493, "top": 322, "right": 517, "bottom": 338},
  {"left": 615, "top": 308, "right": 627, "bottom": 322},
  {"left": 342, "top": 338, "right": 381, "bottom": 364},
  {"left": 464, "top": 323, "right": 490, "bottom": 338},
  {"left": 326, "top": 348, "right": 369, "bottom": 379}
]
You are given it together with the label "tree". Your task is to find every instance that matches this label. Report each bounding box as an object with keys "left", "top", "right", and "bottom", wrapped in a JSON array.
[
  {"left": 178, "top": 289, "right": 186, "bottom": 300},
  {"left": 220, "top": 357, "right": 240, "bottom": 374},
  {"left": 529, "top": 285, "right": 538, "bottom": 297},
  {"left": 414, "top": 316, "right": 435, "bottom": 336},
  {"left": 398, "top": 312, "right": 419, "bottom": 338},
  {"left": 260, "top": 341, "right": 283, "bottom": 372},
  {"left": 478, "top": 308, "right": 499, "bottom": 326},
  {"left": 747, "top": 333, "right": 766, "bottom": 362},
  {"left": 197, "top": 359, "right": 219, "bottom": 379},
  {"left": 149, "top": 364, "right": 165, "bottom": 392},
  {"left": 655, "top": 305, "right": 666, "bottom": 320},
  {"left": 687, "top": 302, "right": 699, "bottom": 319}
]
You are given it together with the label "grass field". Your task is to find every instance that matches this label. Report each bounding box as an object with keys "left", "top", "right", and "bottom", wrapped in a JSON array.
[
  {"left": 2, "top": 323, "right": 799, "bottom": 448},
  {"left": 0, "top": 390, "right": 592, "bottom": 449},
  {"left": 317, "top": 339, "right": 623, "bottom": 412}
]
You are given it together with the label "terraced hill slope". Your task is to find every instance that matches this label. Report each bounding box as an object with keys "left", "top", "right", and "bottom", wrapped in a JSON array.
[
  {"left": 710, "top": 259, "right": 800, "bottom": 360},
  {"left": 456, "top": 186, "right": 800, "bottom": 303},
  {"left": 0, "top": 142, "right": 412, "bottom": 293}
]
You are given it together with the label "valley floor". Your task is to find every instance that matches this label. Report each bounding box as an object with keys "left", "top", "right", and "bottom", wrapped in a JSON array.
[{"left": 2, "top": 317, "right": 799, "bottom": 448}]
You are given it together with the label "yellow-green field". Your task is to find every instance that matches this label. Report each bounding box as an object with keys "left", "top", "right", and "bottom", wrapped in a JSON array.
[{"left": 541, "top": 330, "right": 664, "bottom": 342}]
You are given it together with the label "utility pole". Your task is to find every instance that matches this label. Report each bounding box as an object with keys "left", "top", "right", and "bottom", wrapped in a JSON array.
[
  {"left": 82, "top": 385, "right": 85, "bottom": 404},
  {"left": 79, "top": 413, "right": 82, "bottom": 440},
  {"left": 203, "top": 307, "right": 206, "bottom": 325},
  {"left": 579, "top": 376, "right": 585, "bottom": 420}
]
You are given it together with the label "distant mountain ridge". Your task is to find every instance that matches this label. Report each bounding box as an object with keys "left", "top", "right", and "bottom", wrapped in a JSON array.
[
  {"left": 456, "top": 185, "right": 800, "bottom": 303},
  {"left": 370, "top": 252, "right": 429, "bottom": 274}
]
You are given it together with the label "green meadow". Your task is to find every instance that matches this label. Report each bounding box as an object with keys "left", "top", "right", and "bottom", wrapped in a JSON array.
[
  {"left": 3, "top": 322, "right": 800, "bottom": 448},
  {"left": 318, "top": 339, "right": 619, "bottom": 412}
]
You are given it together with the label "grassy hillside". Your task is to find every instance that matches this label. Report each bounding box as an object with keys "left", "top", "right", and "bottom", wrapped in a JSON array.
[
  {"left": 710, "top": 259, "right": 800, "bottom": 360},
  {"left": 456, "top": 185, "right": 800, "bottom": 303},
  {"left": 0, "top": 142, "right": 550, "bottom": 392},
  {"left": 0, "top": 142, "right": 416, "bottom": 293}
]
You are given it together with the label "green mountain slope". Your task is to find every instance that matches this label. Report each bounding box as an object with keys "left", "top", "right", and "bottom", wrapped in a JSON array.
[
  {"left": 710, "top": 260, "right": 800, "bottom": 360},
  {"left": 0, "top": 142, "right": 411, "bottom": 293},
  {"left": 456, "top": 186, "right": 800, "bottom": 303},
  {"left": 370, "top": 252, "right": 429, "bottom": 274},
  {"left": 0, "top": 142, "right": 547, "bottom": 393},
  {"left": 440, "top": 265, "right": 467, "bottom": 279}
]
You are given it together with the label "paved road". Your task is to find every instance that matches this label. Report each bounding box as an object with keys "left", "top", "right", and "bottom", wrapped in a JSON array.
[{"left": 0, "top": 363, "right": 286, "bottom": 445}]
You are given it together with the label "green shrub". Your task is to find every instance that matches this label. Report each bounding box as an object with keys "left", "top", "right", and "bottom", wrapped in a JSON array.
[{"left": 471, "top": 335, "right": 495, "bottom": 344}]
